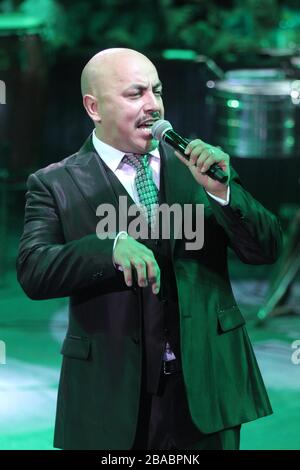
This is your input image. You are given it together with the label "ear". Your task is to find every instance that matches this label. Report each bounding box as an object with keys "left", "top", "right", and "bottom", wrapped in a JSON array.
[{"left": 83, "top": 94, "right": 101, "bottom": 123}]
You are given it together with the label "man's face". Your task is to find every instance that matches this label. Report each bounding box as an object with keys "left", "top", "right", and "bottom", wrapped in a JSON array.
[{"left": 94, "top": 55, "right": 164, "bottom": 154}]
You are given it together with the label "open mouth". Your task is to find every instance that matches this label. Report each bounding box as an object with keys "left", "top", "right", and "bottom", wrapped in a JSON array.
[
  {"left": 138, "top": 126, "right": 153, "bottom": 134},
  {"left": 136, "top": 120, "right": 158, "bottom": 135}
]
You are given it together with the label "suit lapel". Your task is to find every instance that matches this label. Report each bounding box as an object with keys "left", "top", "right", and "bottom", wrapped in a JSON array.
[
  {"left": 65, "top": 137, "right": 122, "bottom": 218},
  {"left": 160, "top": 142, "right": 194, "bottom": 254},
  {"left": 66, "top": 138, "right": 134, "bottom": 233}
]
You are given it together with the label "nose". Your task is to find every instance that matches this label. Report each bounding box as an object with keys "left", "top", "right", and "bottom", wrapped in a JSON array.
[{"left": 144, "top": 90, "right": 161, "bottom": 114}]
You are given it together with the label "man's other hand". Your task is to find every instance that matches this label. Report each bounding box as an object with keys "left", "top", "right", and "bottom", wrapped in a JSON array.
[{"left": 113, "top": 235, "right": 160, "bottom": 295}]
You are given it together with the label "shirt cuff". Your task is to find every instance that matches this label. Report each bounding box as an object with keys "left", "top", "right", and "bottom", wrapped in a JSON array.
[
  {"left": 112, "top": 231, "right": 128, "bottom": 270},
  {"left": 206, "top": 186, "right": 230, "bottom": 206}
]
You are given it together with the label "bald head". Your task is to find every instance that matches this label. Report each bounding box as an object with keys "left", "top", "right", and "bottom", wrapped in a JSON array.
[
  {"left": 81, "top": 48, "right": 155, "bottom": 97},
  {"left": 81, "top": 47, "right": 164, "bottom": 154}
]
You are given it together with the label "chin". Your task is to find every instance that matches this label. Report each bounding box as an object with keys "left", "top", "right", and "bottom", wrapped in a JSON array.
[{"left": 141, "top": 139, "right": 159, "bottom": 153}]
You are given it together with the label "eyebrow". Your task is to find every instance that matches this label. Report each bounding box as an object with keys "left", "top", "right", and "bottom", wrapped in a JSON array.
[{"left": 124, "top": 81, "right": 163, "bottom": 92}]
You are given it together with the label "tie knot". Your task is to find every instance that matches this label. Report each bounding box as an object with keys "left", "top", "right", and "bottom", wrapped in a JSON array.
[
  {"left": 122, "top": 153, "right": 158, "bottom": 226},
  {"left": 123, "top": 153, "right": 148, "bottom": 170}
]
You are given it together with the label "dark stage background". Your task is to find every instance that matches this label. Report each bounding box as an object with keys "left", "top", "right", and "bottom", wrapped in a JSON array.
[{"left": 0, "top": 0, "right": 300, "bottom": 451}]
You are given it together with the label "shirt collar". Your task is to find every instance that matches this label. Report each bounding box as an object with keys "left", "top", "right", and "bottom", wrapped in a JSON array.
[{"left": 92, "top": 129, "right": 160, "bottom": 173}]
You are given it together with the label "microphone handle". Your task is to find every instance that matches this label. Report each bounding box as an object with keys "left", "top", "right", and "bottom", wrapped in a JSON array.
[
  {"left": 163, "top": 129, "right": 189, "bottom": 154},
  {"left": 206, "top": 163, "right": 228, "bottom": 184},
  {"left": 163, "top": 130, "right": 228, "bottom": 184}
]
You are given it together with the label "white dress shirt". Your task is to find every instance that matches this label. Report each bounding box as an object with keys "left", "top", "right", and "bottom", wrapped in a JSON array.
[
  {"left": 92, "top": 130, "right": 230, "bottom": 206},
  {"left": 92, "top": 130, "right": 160, "bottom": 204}
]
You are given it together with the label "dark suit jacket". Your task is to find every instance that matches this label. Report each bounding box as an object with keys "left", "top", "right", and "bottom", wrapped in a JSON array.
[{"left": 17, "top": 137, "right": 282, "bottom": 449}]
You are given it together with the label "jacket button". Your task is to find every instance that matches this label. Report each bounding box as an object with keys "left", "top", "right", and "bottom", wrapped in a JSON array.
[
  {"left": 235, "top": 209, "right": 245, "bottom": 220},
  {"left": 131, "top": 337, "right": 140, "bottom": 345},
  {"left": 92, "top": 271, "right": 104, "bottom": 280}
]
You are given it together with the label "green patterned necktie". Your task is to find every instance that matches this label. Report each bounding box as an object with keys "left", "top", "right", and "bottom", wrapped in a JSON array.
[{"left": 123, "top": 153, "right": 159, "bottom": 226}]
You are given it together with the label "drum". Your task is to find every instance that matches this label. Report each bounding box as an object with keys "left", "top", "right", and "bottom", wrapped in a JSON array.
[
  {"left": 0, "top": 13, "right": 47, "bottom": 176},
  {"left": 206, "top": 69, "right": 300, "bottom": 158}
]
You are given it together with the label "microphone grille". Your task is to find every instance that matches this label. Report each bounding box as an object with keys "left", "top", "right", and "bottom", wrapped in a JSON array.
[{"left": 151, "top": 119, "right": 173, "bottom": 140}]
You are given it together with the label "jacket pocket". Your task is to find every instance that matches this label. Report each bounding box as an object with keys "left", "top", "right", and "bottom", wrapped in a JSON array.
[
  {"left": 60, "top": 335, "right": 91, "bottom": 360},
  {"left": 217, "top": 305, "right": 245, "bottom": 332}
]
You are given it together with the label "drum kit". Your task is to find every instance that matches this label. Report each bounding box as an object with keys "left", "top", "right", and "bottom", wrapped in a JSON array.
[
  {"left": 206, "top": 62, "right": 300, "bottom": 159},
  {"left": 0, "top": 12, "right": 47, "bottom": 175},
  {"left": 0, "top": 13, "right": 47, "bottom": 283},
  {"left": 204, "top": 52, "right": 300, "bottom": 323}
]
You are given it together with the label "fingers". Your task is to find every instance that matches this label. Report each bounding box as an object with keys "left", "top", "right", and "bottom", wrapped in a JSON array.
[
  {"left": 146, "top": 257, "right": 161, "bottom": 295},
  {"left": 175, "top": 139, "right": 229, "bottom": 176},
  {"left": 113, "top": 236, "right": 160, "bottom": 294},
  {"left": 196, "top": 149, "right": 217, "bottom": 174},
  {"left": 132, "top": 258, "right": 148, "bottom": 288},
  {"left": 185, "top": 139, "right": 206, "bottom": 166},
  {"left": 123, "top": 263, "right": 133, "bottom": 287},
  {"left": 132, "top": 251, "right": 160, "bottom": 293},
  {"left": 174, "top": 150, "right": 190, "bottom": 167}
]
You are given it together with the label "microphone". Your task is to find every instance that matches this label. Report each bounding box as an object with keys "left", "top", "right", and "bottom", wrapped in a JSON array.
[{"left": 151, "top": 119, "right": 228, "bottom": 184}]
